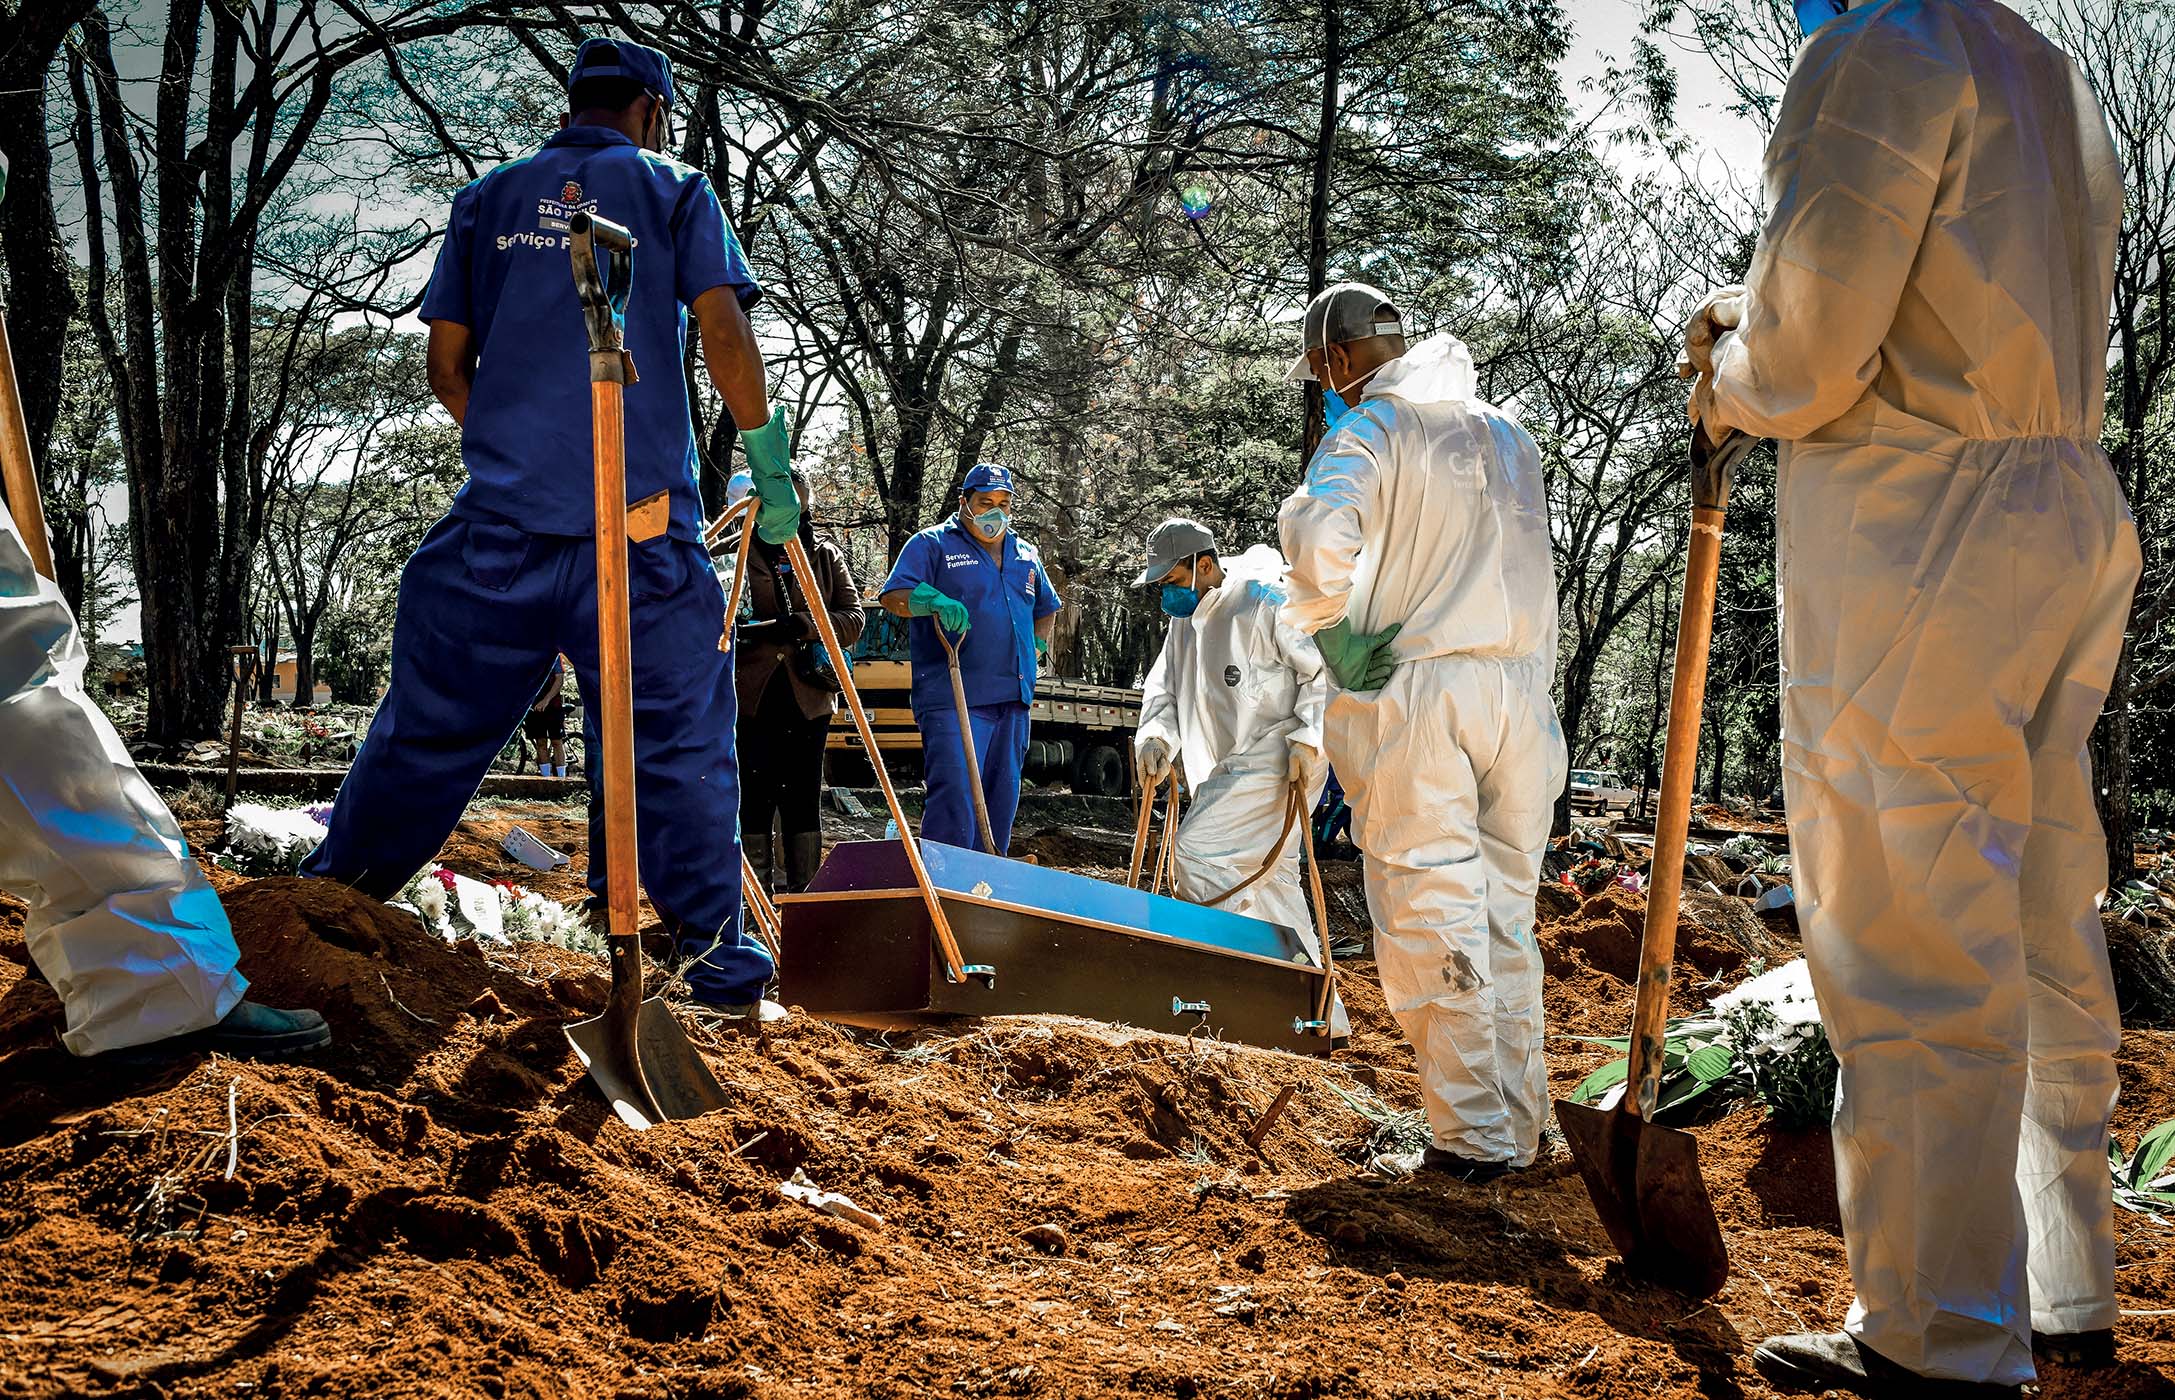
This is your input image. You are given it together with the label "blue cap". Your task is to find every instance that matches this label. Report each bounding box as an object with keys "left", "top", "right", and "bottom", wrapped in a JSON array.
[
  {"left": 568, "top": 38, "right": 675, "bottom": 110},
  {"left": 961, "top": 462, "right": 1015, "bottom": 498}
]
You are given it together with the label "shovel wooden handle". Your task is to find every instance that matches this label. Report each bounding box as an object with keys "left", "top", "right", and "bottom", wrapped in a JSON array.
[
  {"left": 783, "top": 532, "right": 974, "bottom": 985},
  {"left": 0, "top": 311, "right": 54, "bottom": 581},
  {"left": 1626, "top": 438, "right": 1736, "bottom": 1118},
  {"left": 1300, "top": 781, "right": 1338, "bottom": 1031},
  {"left": 933, "top": 625, "right": 1000, "bottom": 855},
  {"left": 1127, "top": 772, "right": 1155, "bottom": 888},
  {"left": 1153, "top": 770, "right": 1181, "bottom": 895}
]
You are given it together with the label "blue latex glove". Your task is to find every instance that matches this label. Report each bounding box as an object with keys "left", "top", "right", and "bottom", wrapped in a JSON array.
[
  {"left": 909, "top": 582, "right": 971, "bottom": 635},
  {"left": 1315, "top": 618, "right": 1402, "bottom": 692},
  {"left": 739, "top": 404, "right": 802, "bottom": 545}
]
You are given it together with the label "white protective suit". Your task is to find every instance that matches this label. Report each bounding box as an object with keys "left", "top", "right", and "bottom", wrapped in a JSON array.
[
  {"left": 1700, "top": 1, "right": 2137, "bottom": 1384},
  {"left": 0, "top": 498, "right": 246, "bottom": 1055},
  {"left": 1278, "top": 333, "right": 1568, "bottom": 1166},
  {"left": 1133, "top": 545, "right": 1344, "bottom": 1032}
]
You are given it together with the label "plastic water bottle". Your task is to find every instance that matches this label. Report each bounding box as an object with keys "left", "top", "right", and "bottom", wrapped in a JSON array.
[{"left": 884, "top": 818, "right": 899, "bottom": 839}]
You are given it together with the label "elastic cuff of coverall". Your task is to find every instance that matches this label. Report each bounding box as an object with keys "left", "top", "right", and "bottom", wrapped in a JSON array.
[
  {"left": 61, "top": 965, "right": 250, "bottom": 1058},
  {"left": 2031, "top": 1300, "right": 2119, "bottom": 1336},
  {"left": 1844, "top": 1319, "right": 2036, "bottom": 1388}
]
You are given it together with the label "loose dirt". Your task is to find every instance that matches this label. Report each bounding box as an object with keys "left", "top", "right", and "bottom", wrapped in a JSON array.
[{"left": 1, "top": 823, "right": 2170, "bottom": 1399}]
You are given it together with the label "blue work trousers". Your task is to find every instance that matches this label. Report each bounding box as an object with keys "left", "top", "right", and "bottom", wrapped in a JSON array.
[
  {"left": 303, "top": 516, "right": 769, "bottom": 1003},
  {"left": 914, "top": 700, "right": 1030, "bottom": 854}
]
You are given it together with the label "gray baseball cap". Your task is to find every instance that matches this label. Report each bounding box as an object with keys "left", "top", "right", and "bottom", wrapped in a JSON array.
[
  {"left": 1284, "top": 281, "right": 1405, "bottom": 383},
  {"left": 1135, "top": 518, "right": 1218, "bottom": 588}
]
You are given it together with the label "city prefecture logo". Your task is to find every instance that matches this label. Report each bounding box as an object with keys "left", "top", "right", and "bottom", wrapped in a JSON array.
[{"left": 537, "top": 179, "right": 599, "bottom": 233}]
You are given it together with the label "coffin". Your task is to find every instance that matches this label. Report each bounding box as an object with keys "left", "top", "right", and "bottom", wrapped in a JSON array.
[{"left": 775, "top": 839, "right": 1332, "bottom": 1056}]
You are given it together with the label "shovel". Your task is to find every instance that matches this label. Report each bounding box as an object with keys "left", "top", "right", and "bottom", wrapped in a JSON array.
[
  {"left": 932, "top": 624, "right": 999, "bottom": 854},
  {"left": 1554, "top": 421, "right": 1755, "bottom": 1298},
  {"left": 561, "top": 212, "right": 729, "bottom": 1131}
]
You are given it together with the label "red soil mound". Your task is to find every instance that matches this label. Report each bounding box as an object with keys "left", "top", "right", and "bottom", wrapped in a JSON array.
[{"left": 0, "top": 865, "right": 2168, "bottom": 1399}]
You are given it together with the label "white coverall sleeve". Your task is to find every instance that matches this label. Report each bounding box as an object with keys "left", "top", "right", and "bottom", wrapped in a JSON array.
[
  {"left": 1270, "top": 612, "right": 1328, "bottom": 755},
  {"left": 1705, "top": 23, "right": 1961, "bottom": 442},
  {"left": 1134, "top": 639, "right": 1180, "bottom": 759},
  {"left": 1276, "top": 414, "right": 1388, "bottom": 636},
  {"left": 0, "top": 503, "right": 247, "bottom": 1055}
]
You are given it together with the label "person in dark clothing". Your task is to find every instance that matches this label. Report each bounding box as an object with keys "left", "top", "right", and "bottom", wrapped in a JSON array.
[
  {"left": 522, "top": 656, "right": 568, "bottom": 776},
  {"left": 734, "top": 474, "right": 863, "bottom": 891}
]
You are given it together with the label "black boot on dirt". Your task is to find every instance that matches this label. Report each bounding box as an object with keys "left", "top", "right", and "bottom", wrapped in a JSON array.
[
  {"left": 2034, "top": 1328, "right": 2115, "bottom": 1369},
  {"left": 1752, "top": 1332, "right": 2021, "bottom": 1399},
  {"left": 104, "top": 1000, "right": 331, "bottom": 1064},
  {"left": 785, "top": 832, "right": 824, "bottom": 893},
  {"left": 206, "top": 1000, "right": 332, "bottom": 1057},
  {"left": 745, "top": 833, "right": 775, "bottom": 894}
]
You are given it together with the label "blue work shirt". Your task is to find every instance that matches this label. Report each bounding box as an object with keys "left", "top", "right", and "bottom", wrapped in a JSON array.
[
  {"left": 884, "top": 517, "right": 1063, "bottom": 709},
  {"left": 419, "top": 125, "right": 759, "bottom": 543}
]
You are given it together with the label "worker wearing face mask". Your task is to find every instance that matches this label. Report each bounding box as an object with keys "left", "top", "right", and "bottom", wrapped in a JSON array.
[
  {"left": 1278, "top": 282, "right": 1567, "bottom": 1182},
  {"left": 1684, "top": 2, "right": 2139, "bottom": 1395},
  {"left": 1133, "top": 520, "right": 1346, "bottom": 1034},
  {"left": 879, "top": 464, "right": 1062, "bottom": 854}
]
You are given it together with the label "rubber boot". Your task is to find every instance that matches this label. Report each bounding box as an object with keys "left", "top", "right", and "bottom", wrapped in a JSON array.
[
  {"left": 745, "top": 832, "right": 775, "bottom": 894},
  {"left": 785, "top": 831, "right": 824, "bottom": 893}
]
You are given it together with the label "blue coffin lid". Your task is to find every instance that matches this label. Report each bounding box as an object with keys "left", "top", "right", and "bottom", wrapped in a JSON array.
[{"left": 804, "top": 839, "right": 1308, "bottom": 966}]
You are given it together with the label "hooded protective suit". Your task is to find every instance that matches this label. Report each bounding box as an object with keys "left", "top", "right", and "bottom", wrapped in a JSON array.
[
  {"left": 1698, "top": 1, "right": 2136, "bottom": 1384},
  {"left": 0, "top": 501, "right": 248, "bottom": 1056},
  {"left": 1134, "top": 545, "right": 1342, "bottom": 1031},
  {"left": 1279, "top": 333, "right": 1567, "bottom": 1165}
]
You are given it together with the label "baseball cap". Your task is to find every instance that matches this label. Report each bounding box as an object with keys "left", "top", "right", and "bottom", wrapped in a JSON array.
[
  {"left": 568, "top": 38, "right": 676, "bottom": 110},
  {"left": 1284, "top": 282, "right": 1405, "bottom": 383},
  {"left": 960, "top": 462, "right": 1015, "bottom": 497},
  {"left": 1134, "top": 518, "right": 1218, "bottom": 588}
]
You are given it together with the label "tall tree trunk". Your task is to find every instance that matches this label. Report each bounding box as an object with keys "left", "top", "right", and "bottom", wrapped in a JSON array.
[
  {"left": 2090, "top": 642, "right": 2136, "bottom": 889},
  {"left": 258, "top": 600, "right": 278, "bottom": 703},
  {"left": 0, "top": 2, "right": 95, "bottom": 477},
  {"left": 293, "top": 620, "right": 315, "bottom": 709},
  {"left": 1552, "top": 639, "right": 1600, "bottom": 835},
  {"left": 1300, "top": 0, "right": 1341, "bottom": 461}
]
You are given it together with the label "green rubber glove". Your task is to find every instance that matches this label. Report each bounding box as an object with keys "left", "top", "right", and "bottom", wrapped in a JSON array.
[
  {"left": 1035, "top": 635, "right": 1050, "bottom": 671},
  {"left": 908, "top": 582, "right": 971, "bottom": 635},
  {"left": 739, "top": 404, "right": 802, "bottom": 545},
  {"left": 1316, "top": 618, "right": 1402, "bottom": 692}
]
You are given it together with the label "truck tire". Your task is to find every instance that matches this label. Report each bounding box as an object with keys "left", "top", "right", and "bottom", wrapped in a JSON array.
[{"left": 1072, "top": 743, "right": 1125, "bottom": 797}]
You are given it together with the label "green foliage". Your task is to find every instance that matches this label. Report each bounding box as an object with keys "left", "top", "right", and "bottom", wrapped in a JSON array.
[{"left": 2111, "top": 1118, "right": 2175, "bottom": 1217}]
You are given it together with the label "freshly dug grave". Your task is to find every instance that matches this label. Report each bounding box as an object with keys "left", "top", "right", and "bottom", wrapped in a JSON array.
[{"left": 1, "top": 846, "right": 2171, "bottom": 1398}]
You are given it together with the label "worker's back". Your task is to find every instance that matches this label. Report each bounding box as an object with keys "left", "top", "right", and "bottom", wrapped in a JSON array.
[
  {"left": 420, "top": 126, "right": 758, "bottom": 544},
  {"left": 1727, "top": 0, "right": 2121, "bottom": 448},
  {"left": 1280, "top": 333, "right": 1557, "bottom": 665}
]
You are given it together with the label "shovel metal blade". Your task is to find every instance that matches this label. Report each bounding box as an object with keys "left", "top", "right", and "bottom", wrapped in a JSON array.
[
  {"left": 1555, "top": 1097, "right": 1729, "bottom": 1298},
  {"left": 566, "top": 997, "right": 730, "bottom": 1131}
]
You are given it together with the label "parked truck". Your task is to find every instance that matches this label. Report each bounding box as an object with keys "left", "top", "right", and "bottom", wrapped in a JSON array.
[{"left": 827, "top": 605, "right": 1142, "bottom": 795}]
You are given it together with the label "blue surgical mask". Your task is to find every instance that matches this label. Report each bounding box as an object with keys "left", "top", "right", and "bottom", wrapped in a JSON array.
[
  {"left": 1794, "top": 0, "right": 1847, "bottom": 35},
  {"left": 971, "top": 507, "right": 1009, "bottom": 539},
  {"left": 1160, "top": 584, "right": 1200, "bottom": 618},
  {"left": 1324, "top": 387, "right": 1353, "bottom": 432}
]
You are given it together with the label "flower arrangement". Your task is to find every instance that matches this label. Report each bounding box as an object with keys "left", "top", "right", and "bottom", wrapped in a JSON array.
[
  {"left": 218, "top": 802, "right": 330, "bottom": 877},
  {"left": 1569, "top": 957, "right": 1838, "bottom": 1128},
  {"left": 1711, "top": 958, "right": 1838, "bottom": 1127},
  {"left": 394, "top": 865, "right": 598, "bottom": 953}
]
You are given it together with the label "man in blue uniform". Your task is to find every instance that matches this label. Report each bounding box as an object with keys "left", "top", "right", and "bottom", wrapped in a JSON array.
[
  {"left": 303, "top": 38, "right": 798, "bottom": 1016},
  {"left": 878, "top": 464, "right": 1061, "bottom": 853}
]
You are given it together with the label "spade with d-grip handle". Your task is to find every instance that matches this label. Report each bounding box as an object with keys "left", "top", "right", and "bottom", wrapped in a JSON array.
[
  {"left": 1553, "top": 420, "right": 1755, "bottom": 1298},
  {"left": 559, "top": 211, "right": 731, "bottom": 1131}
]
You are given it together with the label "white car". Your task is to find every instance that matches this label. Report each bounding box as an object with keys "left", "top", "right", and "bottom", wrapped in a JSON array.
[{"left": 1568, "top": 768, "right": 1639, "bottom": 816}]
